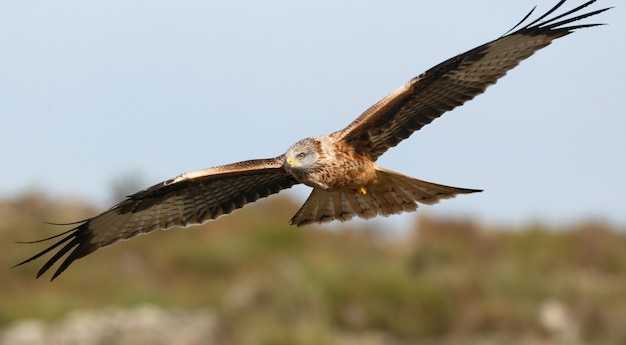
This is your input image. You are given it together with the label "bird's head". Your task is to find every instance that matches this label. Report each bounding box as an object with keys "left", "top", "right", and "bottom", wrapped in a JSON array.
[{"left": 284, "top": 137, "right": 321, "bottom": 174}]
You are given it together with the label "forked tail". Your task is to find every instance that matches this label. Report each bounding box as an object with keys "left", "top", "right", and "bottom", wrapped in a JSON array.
[{"left": 290, "top": 168, "right": 481, "bottom": 226}]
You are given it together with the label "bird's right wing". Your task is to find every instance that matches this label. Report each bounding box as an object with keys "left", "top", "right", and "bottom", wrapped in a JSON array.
[
  {"left": 15, "top": 156, "right": 298, "bottom": 280},
  {"left": 334, "top": 0, "right": 610, "bottom": 161}
]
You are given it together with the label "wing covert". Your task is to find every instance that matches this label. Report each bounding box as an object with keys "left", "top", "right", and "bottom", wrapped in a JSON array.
[
  {"left": 335, "top": 0, "right": 610, "bottom": 161},
  {"left": 14, "top": 156, "right": 298, "bottom": 280}
]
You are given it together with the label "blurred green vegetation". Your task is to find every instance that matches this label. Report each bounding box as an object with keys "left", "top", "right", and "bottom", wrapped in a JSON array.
[{"left": 2, "top": 191, "right": 626, "bottom": 344}]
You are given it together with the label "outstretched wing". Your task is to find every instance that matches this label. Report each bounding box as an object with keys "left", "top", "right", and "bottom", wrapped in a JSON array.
[
  {"left": 334, "top": 0, "right": 610, "bottom": 161},
  {"left": 15, "top": 157, "right": 298, "bottom": 280}
]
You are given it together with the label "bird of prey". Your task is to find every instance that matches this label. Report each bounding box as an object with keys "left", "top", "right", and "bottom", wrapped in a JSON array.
[{"left": 15, "top": 0, "right": 610, "bottom": 280}]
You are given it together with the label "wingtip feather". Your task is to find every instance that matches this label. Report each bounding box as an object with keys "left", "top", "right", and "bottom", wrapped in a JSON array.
[{"left": 14, "top": 221, "right": 97, "bottom": 281}]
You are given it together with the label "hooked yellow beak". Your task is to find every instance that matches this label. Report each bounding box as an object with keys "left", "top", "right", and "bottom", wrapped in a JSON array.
[{"left": 286, "top": 157, "right": 301, "bottom": 168}]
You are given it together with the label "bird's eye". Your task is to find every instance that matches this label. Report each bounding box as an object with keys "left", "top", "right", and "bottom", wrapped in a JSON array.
[{"left": 296, "top": 152, "right": 306, "bottom": 159}]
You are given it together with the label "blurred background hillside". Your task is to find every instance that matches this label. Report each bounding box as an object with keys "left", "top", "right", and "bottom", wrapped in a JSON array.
[
  {"left": 2, "top": 191, "right": 625, "bottom": 345},
  {"left": 1, "top": 3, "right": 624, "bottom": 344}
]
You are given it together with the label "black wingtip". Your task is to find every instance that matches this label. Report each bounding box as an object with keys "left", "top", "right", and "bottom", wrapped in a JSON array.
[
  {"left": 13, "top": 220, "right": 97, "bottom": 281},
  {"left": 503, "top": 0, "right": 611, "bottom": 37},
  {"left": 503, "top": 5, "right": 538, "bottom": 36},
  {"left": 14, "top": 227, "right": 77, "bottom": 245}
]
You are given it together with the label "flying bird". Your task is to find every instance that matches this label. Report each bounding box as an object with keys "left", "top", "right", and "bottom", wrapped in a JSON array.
[{"left": 15, "top": 0, "right": 611, "bottom": 280}]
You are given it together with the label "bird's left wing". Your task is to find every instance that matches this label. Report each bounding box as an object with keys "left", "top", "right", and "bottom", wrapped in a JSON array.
[
  {"left": 15, "top": 156, "right": 298, "bottom": 280},
  {"left": 334, "top": 0, "right": 610, "bottom": 161}
]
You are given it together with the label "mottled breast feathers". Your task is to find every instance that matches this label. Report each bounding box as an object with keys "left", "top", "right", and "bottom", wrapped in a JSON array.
[{"left": 14, "top": 0, "right": 610, "bottom": 281}]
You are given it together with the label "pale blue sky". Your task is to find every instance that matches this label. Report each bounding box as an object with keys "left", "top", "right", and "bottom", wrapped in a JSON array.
[{"left": 1, "top": 1, "right": 624, "bottom": 228}]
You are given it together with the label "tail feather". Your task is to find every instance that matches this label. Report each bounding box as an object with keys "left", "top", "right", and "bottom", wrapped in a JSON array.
[{"left": 290, "top": 168, "right": 481, "bottom": 226}]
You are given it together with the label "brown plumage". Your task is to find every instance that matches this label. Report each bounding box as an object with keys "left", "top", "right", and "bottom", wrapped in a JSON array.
[{"left": 15, "top": 0, "right": 610, "bottom": 280}]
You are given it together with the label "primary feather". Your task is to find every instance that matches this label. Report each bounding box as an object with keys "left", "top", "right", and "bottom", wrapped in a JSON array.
[{"left": 15, "top": 1, "right": 610, "bottom": 280}]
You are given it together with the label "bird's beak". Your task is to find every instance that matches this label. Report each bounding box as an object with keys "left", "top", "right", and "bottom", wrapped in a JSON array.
[
  {"left": 284, "top": 157, "right": 292, "bottom": 171},
  {"left": 285, "top": 157, "right": 301, "bottom": 170}
]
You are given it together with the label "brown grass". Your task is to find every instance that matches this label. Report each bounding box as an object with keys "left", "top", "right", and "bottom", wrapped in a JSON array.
[{"left": 2, "top": 191, "right": 626, "bottom": 344}]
